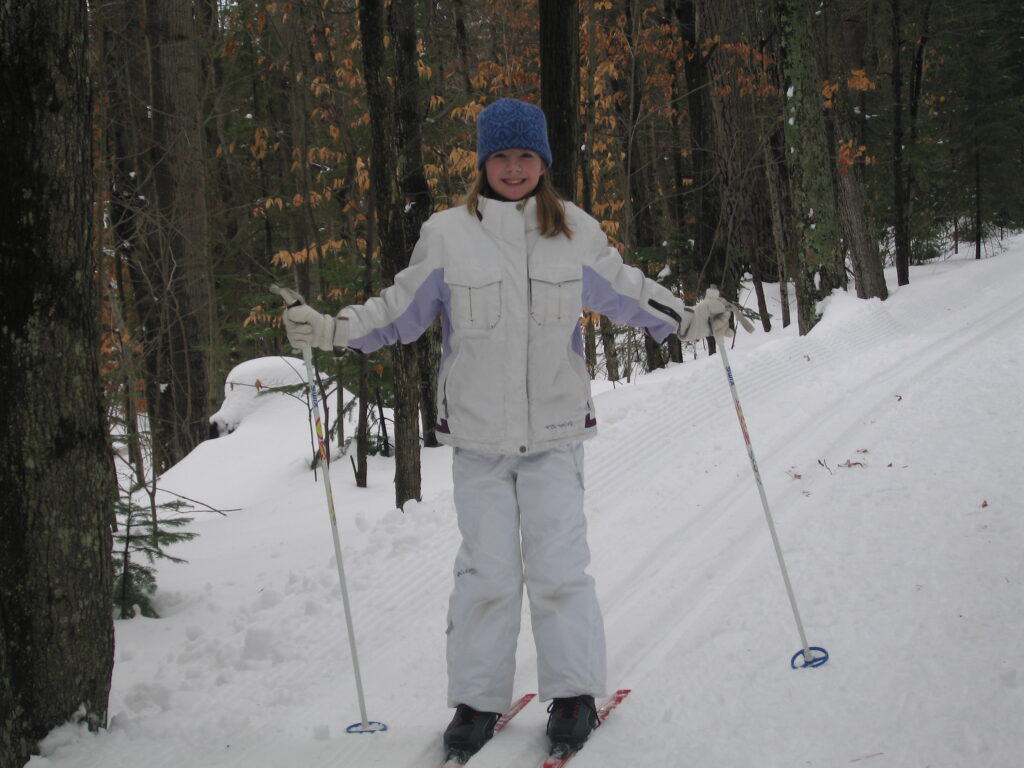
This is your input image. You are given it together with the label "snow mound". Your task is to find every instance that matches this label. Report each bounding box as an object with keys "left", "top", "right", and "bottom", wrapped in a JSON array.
[
  {"left": 813, "top": 288, "right": 900, "bottom": 339},
  {"left": 209, "top": 356, "right": 307, "bottom": 436}
]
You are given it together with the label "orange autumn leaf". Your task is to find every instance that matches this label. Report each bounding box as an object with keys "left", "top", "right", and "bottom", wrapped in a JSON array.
[{"left": 847, "top": 69, "right": 877, "bottom": 92}]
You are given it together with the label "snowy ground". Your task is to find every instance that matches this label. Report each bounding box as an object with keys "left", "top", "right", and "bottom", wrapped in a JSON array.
[{"left": 33, "top": 240, "right": 1024, "bottom": 768}]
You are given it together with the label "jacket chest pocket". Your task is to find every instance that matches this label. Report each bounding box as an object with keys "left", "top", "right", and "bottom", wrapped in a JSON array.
[
  {"left": 446, "top": 265, "right": 502, "bottom": 332},
  {"left": 529, "top": 262, "right": 582, "bottom": 325}
]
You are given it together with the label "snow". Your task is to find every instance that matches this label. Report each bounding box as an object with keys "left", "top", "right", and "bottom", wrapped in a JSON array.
[{"left": 31, "top": 240, "right": 1024, "bottom": 767}]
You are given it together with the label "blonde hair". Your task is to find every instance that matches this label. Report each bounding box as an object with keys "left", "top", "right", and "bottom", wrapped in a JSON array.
[{"left": 465, "top": 171, "right": 573, "bottom": 239}]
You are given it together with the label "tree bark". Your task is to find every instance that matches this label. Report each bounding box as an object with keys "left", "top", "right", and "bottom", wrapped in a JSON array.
[
  {"left": 778, "top": 0, "right": 846, "bottom": 334},
  {"left": 580, "top": 5, "right": 614, "bottom": 378},
  {"left": 453, "top": 0, "right": 474, "bottom": 93},
  {"left": 143, "top": 0, "right": 216, "bottom": 463},
  {"left": 673, "top": 1, "right": 728, "bottom": 322},
  {"left": 974, "top": 144, "right": 982, "bottom": 260},
  {"left": 0, "top": 3, "right": 115, "bottom": 765},
  {"left": 391, "top": 0, "right": 439, "bottom": 451},
  {"left": 540, "top": 0, "right": 580, "bottom": 200},
  {"left": 584, "top": 316, "right": 598, "bottom": 377},
  {"left": 905, "top": 1, "right": 932, "bottom": 230},
  {"left": 359, "top": 0, "right": 422, "bottom": 507},
  {"left": 599, "top": 316, "right": 620, "bottom": 381},
  {"left": 614, "top": 0, "right": 666, "bottom": 371},
  {"left": 832, "top": 4, "right": 888, "bottom": 300},
  {"left": 890, "top": 0, "right": 911, "bottom": 285},
  {"left": 838, "top": 169, "right": 888, "bottom": 299}
]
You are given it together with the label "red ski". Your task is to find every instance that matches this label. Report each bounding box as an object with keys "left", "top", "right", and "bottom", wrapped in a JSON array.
[
  {"left": 441, "top": 692, "right": 537, "bottom": 767},
  {"left": 539, "top": 689, "right": 632, "bottom": 768}
]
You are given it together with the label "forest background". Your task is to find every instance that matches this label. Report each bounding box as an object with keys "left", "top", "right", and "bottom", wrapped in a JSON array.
[
  {"left": 1, "top": 1, "right": 1023, "bottom": 766},
  {"left": 99, "top": 0, "right": 1024, "bottom": 501},
  {"left": 93, "top": 0, "right": 1024, "bottom": 504}
]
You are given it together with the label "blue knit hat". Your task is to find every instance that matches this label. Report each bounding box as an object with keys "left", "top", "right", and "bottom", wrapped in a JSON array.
[{"left": 476, "top": 98, "right": 553, "bottom": 169}]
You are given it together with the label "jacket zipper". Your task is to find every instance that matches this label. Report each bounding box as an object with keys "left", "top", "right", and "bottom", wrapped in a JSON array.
[
  {"left": 522, "top": 205, "right": 531, "bottom": 454},
  {"left": 477, "top": 199, "right": 532, "bottom": 453}
]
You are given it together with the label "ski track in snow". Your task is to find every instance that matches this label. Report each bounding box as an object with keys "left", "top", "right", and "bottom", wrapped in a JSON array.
[{"left": 30, "top": 244, "right": 1024, "bottom": 768}]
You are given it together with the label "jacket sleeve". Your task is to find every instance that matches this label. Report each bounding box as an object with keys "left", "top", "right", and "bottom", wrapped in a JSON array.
[
  {"left": 335, "top": 219, "right": 447, "bottom": 353},
  {"left": 579, "top": 218, "right": 686, "bottom": 343}
]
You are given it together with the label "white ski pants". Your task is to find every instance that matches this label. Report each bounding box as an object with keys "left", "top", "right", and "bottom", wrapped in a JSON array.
[{"left": 446, "top": 442, "right": 606, "bottom": 714}]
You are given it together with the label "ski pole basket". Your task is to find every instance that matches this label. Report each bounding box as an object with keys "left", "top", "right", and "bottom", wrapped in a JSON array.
[
  {"left": 790, "top": 646, "right": 830, "bottom": 669},
  {"left": 346, "top": 721, "right": 389, "bottom": 734}
]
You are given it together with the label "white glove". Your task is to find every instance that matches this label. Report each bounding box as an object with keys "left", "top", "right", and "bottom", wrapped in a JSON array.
[
  {"left": 678, "top": 287, "right": 754, "bottom": 341},
  {"left": 270, "top": 284, "right": 338, "bottom": 352}
]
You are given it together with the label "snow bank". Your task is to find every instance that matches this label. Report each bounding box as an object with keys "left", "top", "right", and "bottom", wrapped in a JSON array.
[{"left": 209, "top": 356, "right": 308, "bottom": 436}]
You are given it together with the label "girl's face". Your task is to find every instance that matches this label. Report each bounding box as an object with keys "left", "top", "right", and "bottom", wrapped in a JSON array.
[{"left": 483, "top": 149, "right": 545, "bottom": 201}]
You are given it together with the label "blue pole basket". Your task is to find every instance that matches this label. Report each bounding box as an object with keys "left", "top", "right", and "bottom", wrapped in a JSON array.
[
  {"left": 790, "top": 646, "right": 829, "bottom": 669},
  {"left": 346, "top": 721, "right": 389, "bottom": 734}
]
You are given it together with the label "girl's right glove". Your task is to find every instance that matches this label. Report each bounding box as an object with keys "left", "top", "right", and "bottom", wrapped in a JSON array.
[
  {"left": 271, "top": 284, "right": 339, "bottom": 352},
  {"left": 678, "top": 287, "right": 754, "bottom": 341}
]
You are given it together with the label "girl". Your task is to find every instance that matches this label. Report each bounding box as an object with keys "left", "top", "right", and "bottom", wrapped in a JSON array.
[{"left": 281, "top": 98, "right": 735, "bottom": 760}]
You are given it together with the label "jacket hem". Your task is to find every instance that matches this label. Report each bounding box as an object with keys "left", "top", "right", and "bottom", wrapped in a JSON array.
[{"left": 436, "top": 426, "right": 597, "bottom": 456}]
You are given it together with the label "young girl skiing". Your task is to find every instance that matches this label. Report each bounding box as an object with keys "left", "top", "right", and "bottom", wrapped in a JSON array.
[{"left": 281, "top": 98, "right": 737, "bottom": 760}]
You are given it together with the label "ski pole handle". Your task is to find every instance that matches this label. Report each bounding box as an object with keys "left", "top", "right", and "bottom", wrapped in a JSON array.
[
  {"left": 270, "top": 282, "right": 304, "bottom": 309},
  {"left": 705, "top": 285, "right": 756, "bottom": 334}
]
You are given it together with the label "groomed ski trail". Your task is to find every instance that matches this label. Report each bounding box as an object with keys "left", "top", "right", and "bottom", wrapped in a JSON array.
[{"left": 33, "top": 245, "right": 1024, "bottom": 768}]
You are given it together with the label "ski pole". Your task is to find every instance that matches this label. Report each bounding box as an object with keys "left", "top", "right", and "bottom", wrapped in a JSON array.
[
  {"left": 270, "top": 284, "right": 388, "bottom": 731},
  {"left": 706, "top": 288, "right": 828, "bottom": 669}
]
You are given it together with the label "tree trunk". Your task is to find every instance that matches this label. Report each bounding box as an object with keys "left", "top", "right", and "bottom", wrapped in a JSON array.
[
  {"left": 905, "top": 1, "right": 931, "bottom": 231},
  {"left": 540, "top": 0, "right": 580, "bottom": 200},
  {"left": 890, "top": 0, "right": 911, "bottom": 285},
  {"left": 0, "top": 3, "right": 115, "bottom": 765},
  {"left": 674, "top": 0, "right": 728, "bottom": 330},
  {"left": 599, "top": 316, "right": 620, "bottom": 381},
  {"left": 101, "top": 0, "right": 174, "bottom": 473},
  {"left": 838, "top": 169, "right": 888, "bottom": 299},
  {"left": 392, "top": 0, "right": 439, "bottom": 451},
  {"left": 615, "top": 0, "right": 666, "bottom": 371},
  {"left": 453, "top": 0, "right": 474, "bottom": 93},
  {"left": 580, "top": 5, "right": 610, "bottom": 379},
  {"left": 146, "top": 0, "right": 216, "bottom": 462},
  {"left": 831, "top": 4, "right": 888, "bottom": 300},
  {"left": 778, "top": 0, "right": 846, "bottom": 334},
  {"left": 584, "top": 316, "right": 598, "bottom": 377},
  {"left": 974, "top": 144, "right": 982, "bottom": 260},
  {"left": 753, "top": 277, "right": 772, "bottom": 332},
  {"left": 355, "top": 203, "right": 375, "bottom": 489},
  {"left": 760, "top": 11, "right": 799, "bottom": 331},
  {"left": 359, "top": 0, "right": 422, "bottom": 507}
]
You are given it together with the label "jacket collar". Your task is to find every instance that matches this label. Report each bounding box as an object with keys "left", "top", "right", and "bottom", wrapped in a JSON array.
[{"left": 477, "top": 195, "right": 540, "bottom": 243}]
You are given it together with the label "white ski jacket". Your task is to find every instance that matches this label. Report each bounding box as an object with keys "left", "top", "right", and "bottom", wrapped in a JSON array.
[{"left": 333, "top": 196, "right": 686, "bottom": 455}]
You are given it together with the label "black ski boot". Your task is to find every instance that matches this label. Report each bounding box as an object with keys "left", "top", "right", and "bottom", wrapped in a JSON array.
[
  {"left": 546, "top": 694, "right": 600, "bottom": 758},
  {"left": 443, "top": 704, "right": 501, "bottom": 763}
]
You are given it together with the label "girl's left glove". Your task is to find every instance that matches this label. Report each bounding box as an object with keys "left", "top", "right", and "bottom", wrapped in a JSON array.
[{"left": 677, "top": 287, "right": 754, "bottom": 341}]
